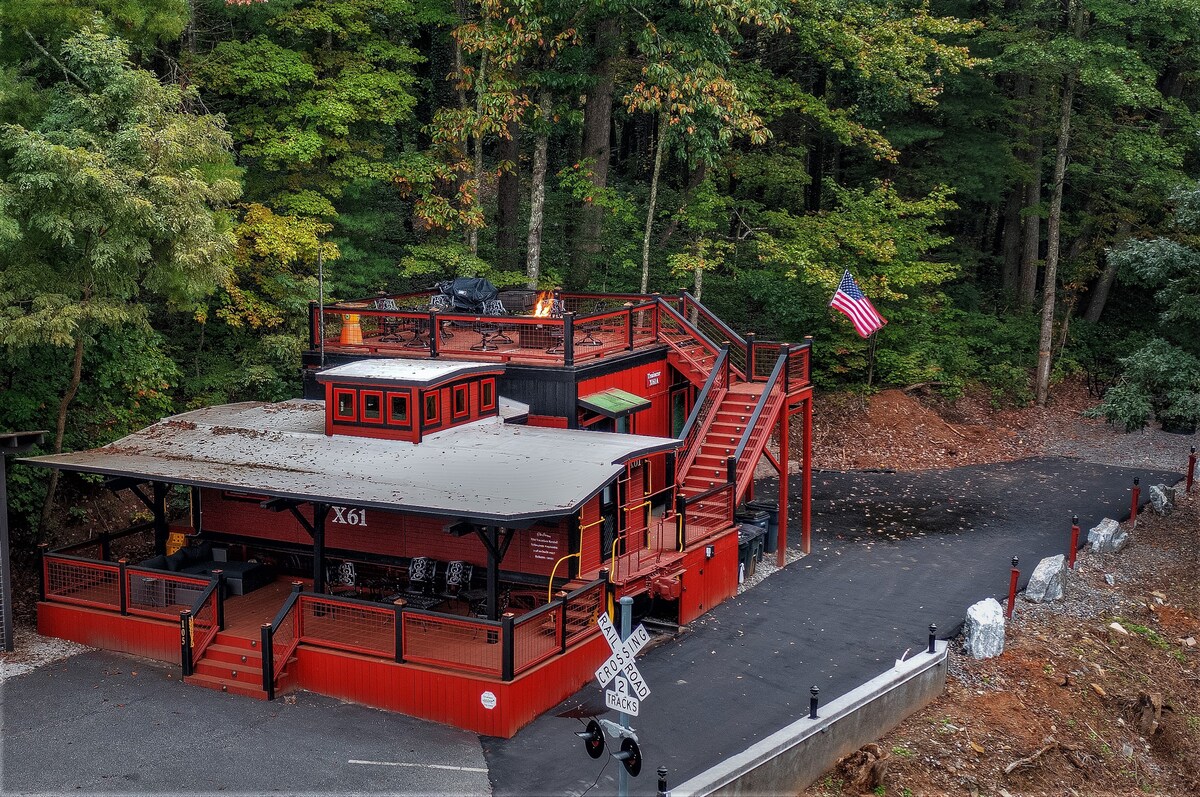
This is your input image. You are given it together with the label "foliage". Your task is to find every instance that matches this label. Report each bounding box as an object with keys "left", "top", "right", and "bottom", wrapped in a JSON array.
[{"left": 1086, "top": 339, "right": 1200, "bottom": 432}]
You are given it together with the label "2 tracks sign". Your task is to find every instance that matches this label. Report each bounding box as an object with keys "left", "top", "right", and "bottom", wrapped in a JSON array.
[{"left": 594, "top": 611, "right": 651, "bottom": 716}]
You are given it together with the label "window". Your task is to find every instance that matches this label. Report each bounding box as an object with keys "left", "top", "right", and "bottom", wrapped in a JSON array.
[
  {"left": 361, "top": 390, "right": 383, "bottom": 423},
  {"left": 452, "top": 384, "right": 469, "bottom": 419},
  {"left": 388, "top": 392, "right": 410, "bottom": 426},
  {"left": 334, "top": 389, "right": 356, "bottom": 421},
  {"left": 480, "top": 379, "right": 496, "bottom": 411},
  {"left": 423, "top": 391, "right": 440, "bottom": 425}
]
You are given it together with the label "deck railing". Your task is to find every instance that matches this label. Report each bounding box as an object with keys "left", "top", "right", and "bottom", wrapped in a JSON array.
[
  {"left": 561, "top": 580, "right": 605, "bottom": 647},
  {"left": 181, "top": 578, "right": 223, "bottom": 673},
  {"left": 41, "top": 554, "right": 122, "bottom": 611},
  {"left": 261, "top": 584, "right": 302, "bottom": 700},
  {"left": 676, "top": 481, "right": 736, "bottom": 549},
  {"left": 733, "top": 346, "right": 790, "bottom": 500},
  {"left": 678, "top": 293, "right": 748, "bottom": 378},
  {"left": 675, "top": 346, "right": 730, "bottom": 482},
  {"left": 608, "top": 514, "right": 678, "bottom": 583},
  {"left": 124, "top": 565, "right": 212, "bottom": 620},
  {"left": 402, "top": 609, "right": 504, "bottom": 676},
  {"left": 511, "top": 601, "right": 562, "bottom": 675}
]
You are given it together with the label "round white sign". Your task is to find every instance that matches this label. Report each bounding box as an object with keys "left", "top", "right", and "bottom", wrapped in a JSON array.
[{"left": 480, "top": 690, "right": 497, "bottom": 710}]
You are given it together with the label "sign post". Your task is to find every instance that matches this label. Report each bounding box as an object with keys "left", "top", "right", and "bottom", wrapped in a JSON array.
[
  {"left": 1, "top": 431, "right": 47, "bottom": 652},
  {"left": 593, "top": 596, "right": 649, "bottom": 796}
]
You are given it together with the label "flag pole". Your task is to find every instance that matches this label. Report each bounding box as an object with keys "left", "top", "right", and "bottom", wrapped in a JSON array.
[{"left": 866, "top": 327, "right": 879, "bottom": 392}]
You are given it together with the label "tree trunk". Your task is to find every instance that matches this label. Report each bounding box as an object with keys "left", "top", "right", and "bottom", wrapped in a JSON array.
[
  {"left": 468, "top": 48, "right": 487, "bottom": 257},
  {"left": 640, "top": 117, "right": 667, "bottom": 294},
  {"left": 39, "top": 334, "right": 86, "bottom": 531},
  {"left": 1084, "top": 221, "right": 1130, "bottom": 322},
  {"left": 806, "top": 71, "right": 828, "bottom": 212},
  {"left": 1001, "top": 188, "right": 1023, "bottom": 295},
  {"left": 692, "top": 253, "right": 704, "bottom": 303},
  {"left": 525, "top": 91, "right": 552, "bottom": 289},
  {"left": 1035, "top": 63, "right": 1078, "bottom": 405},
  {"left": 570, "top": 18, "right": 619, "bottom": 288},
  {"left": 1018, "top": 127, "right": 1044, "bottom": 306},
  {"left": 496, "top": 120, "right": 521, "bottom": 271}
]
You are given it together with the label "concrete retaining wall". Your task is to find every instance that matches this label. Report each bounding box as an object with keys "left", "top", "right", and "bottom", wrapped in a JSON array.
[{"left": 673, "top": 642, "right": 948, "bottom": 797}]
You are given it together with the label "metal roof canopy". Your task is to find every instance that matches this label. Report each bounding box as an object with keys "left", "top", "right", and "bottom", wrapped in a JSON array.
[
  {"left": 315, "top": 359, "right": 504, "bottom": 389},
  {"left": 578, "top": 388, "right": 651, "bottom": 420},
  {"left": 21, "top": 402, "right": 676, "bottom": 525}
]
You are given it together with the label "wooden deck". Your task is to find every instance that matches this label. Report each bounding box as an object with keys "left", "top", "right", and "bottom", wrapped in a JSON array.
[{"left": 221, "top": 578, "right": 308, "bottom": 638}]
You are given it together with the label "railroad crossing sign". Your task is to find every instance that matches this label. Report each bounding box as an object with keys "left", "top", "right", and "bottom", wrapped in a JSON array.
[{"left": 594, "top": 611, "right": 651, "bottom": 716}]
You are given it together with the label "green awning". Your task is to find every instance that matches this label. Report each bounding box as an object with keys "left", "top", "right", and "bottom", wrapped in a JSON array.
[{"left": 578, "top": 388, "right": 651, "bottom": 419}]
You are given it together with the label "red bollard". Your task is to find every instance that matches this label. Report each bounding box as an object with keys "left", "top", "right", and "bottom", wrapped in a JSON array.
[
  {"left": 1068, "top": 514, "right": 1080, "bottom": 570},
  {"left": 1187, "top": 446, "right": 1196, "bottom": 494},
  {"left": 1006, "top": 556, "right": 1020, "bottom": 619},
  {"left": 1130, "top": 477, "right": 1141, "bottom": 526}
]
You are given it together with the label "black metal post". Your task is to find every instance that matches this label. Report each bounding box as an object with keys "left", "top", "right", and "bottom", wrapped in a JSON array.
[
  {"left": 312, "top": 503, "right": 327, "bottom": 593},
  {"left": 393, "top": 603, "right": 405, "bottom": 663},
  {"left": 626, "top": 303, "right": 636, "bottom": 351},
  {"left": 726, "top": 455, "right": 736, "bottom": 485},
  {"left": 308, "top": 300, "right": 318, "bottom": 348},
  {"left": 180, "top": 610, "right": 194, "bottom": 677},
  {"left": 808, "top": 686, "right": 819, "bottom": 719},
  {"left": 674, "top": 496, "right": 686, "bottom": 551},
  {"left": 927, "top": 623, "right": 936, "bottom": 654},
  {"left": 657, "top": 767, "right": 670, "bottom": 797},
  {"left": 190, "top": 486, "right": 202, "bottom": 532},
  {"left": 37, "top": 543, "right": 48, "bottom": 602},
  {"left": 213, "top": 570, "right": 225, "bottom": 629},
  {"left": 100, "top": 533, "right": 112, "bottom": 562},
  {"left": 118, "top": 559, "right": 128, "bottom": 616},
  {"left": 481, "top": 526, "right": 498, "bottom": 620},
  {"left": 152, "top": 482, "right": 170, "bottom": 556},
  {"left": 563, "top": 312, "right": 575, "bottom": 367},
  {"left": 428, "top": 309, "right": 440, "bottom": 357},
  {"left": 780, "top": 343, "right": 790, "bottom": 392},
  {"left": 501, "top": 612, "right": 515, "bottom": 681},
  {"left": 745, "top": 333, "right": 756, "bottom": 377},
  {"left": 261, "top": 623, "right": 275, "bottom": 699}
]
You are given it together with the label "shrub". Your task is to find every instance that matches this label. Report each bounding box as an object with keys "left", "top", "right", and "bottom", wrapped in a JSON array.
[{"left": 1087, "top": 339, "right": 1200, "bottom": 432}]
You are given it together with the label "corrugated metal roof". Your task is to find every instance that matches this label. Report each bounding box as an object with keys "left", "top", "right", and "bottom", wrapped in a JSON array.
[{"left": 22, "top": 400, "right": 677, "bottom": 524}]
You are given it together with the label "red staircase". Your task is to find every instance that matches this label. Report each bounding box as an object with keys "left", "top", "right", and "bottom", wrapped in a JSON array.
[
  {"left": 679, "top": 385, "right": 763, "bottom": 498},
  {"left": 184, "top": 631, "right": 294, "bottom": 700}
]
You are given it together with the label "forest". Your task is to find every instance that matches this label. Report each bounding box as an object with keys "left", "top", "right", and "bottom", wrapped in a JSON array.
[{"left": 1, "top": 0, "right": 1199, "bottom": 540}]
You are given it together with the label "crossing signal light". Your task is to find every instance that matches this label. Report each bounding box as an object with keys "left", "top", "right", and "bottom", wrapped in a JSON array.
[
  {"left": 576, "top": 719, "right": 605, "bottom": 759},
  {"left": 613, "top": 737, "right": 642, "bottom": 777}
]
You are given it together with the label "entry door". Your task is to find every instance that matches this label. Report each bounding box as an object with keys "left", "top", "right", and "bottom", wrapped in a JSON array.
[{"left": 670, "top": 385, "right": 692, "bottom": 437}]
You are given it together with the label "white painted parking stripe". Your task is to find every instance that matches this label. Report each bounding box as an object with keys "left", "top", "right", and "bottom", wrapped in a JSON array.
[{"left": 348, "top": 759, "right": 488, "bottom": 773}]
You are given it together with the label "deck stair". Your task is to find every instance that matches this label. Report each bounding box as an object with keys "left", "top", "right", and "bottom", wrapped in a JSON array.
[{"left": 184, "top": 630, "right": 295, "bottom": 700}]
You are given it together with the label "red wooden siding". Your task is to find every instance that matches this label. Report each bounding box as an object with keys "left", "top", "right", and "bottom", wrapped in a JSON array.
[
  {"left": 526, "top": 414, "right": 568, "bottom": 428},
  {"left": 292, "top": 633, "right": 608, "bottom": 737},
  {"left": 325, "top": 376, "right": 498, "bottom": 442},
  {"left": 577, "top": 361, "right": 672, "bottom": 489},
  {"left": 678, "top": 527, "right": 739, "bottom": 624},
  {"left": 200, "top": 490, "right": 567, "bottom": 576},
  {"left": 39, "top": 602, "right": 180, "bottom": 664},
  {"left": 578, "top": 496, "right": 602, "bottom": 574}
]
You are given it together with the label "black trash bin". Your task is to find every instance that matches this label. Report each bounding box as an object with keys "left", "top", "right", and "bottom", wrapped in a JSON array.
[
  {"left": 745, "top": 500, "right": 779, "bottom": 553},
  {"left": 736, "top": 526, "right": 756, "bottom": 581}
]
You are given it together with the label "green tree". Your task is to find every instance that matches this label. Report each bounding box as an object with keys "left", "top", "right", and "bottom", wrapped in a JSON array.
[{"left": 0, "top": 23, "right": 239, "bottom": 528}]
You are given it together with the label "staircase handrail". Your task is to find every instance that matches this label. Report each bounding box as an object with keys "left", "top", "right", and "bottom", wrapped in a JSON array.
[
  {"left": 184, "top": 576, "right": 223, "bottom": 668},
  {"left": 677, "top": 345, "right": 728, "bottom": 446},
  {"left": 675, "top": 345, "right": 731, "bottom": 482},
  {"left": 678, "top": 292, "right": 746, "bottom": 350},
  {"left": 655, "top": 298, "right": 721, "bottom": 356},
  {"left": 261, "top": 584, "right": 303, "bottom": 698},
  {"left": 732, "top": 345, "right": 789, "bottom": 498}
]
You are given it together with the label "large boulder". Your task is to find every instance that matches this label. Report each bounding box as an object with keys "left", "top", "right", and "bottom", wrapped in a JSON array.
[
  {"left": 1088, "top": 518, "right": 1128, "bottom": 554},
  {"left": 1024, "top": 554, "right": 1067, "bottom": 603},
  {"left": 964, "top": 598, "right": 1005, "bottom": 659},
  {"left": 1149, "top": 484, "right": 1174, "bottom": 516}
]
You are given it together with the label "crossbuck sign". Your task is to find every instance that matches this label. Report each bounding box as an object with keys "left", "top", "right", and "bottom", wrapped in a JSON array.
[{"left": 594, "top": 611, "right": 651, "bottom": 717}]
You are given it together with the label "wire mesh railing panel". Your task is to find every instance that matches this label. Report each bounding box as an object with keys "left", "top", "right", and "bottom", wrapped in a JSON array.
[
  {"left": 788, "top": 346, "right": 810, "bottom": 391},
  {"left": 270, "top": 599, "right": 299, "bottom": 680},
  {"left": 298, "top": 595, "right": 396, "bottom": 658},
  {"left": 683, "top": 484, "right": 734, "bottom": 547},
  {"left": 43, "top": 556, "right": 120, "bottom": 610},
  {"left": 562, "top": 581, "right": 604, "bottom": 647},
  {"left": 512, "top": 605, "right": 562, "bottom": 674},
  {"left": 124, "top": 568, "right": 211, "bottom": 620},
  {"left": 736, "top": 390, "right": 785, "bottom": 496},
  {"left": 680, "top": 296, "right": 747, "bottom": 376},
  {"left": 190, "top": 586, "right": 219, "bottom": 665},
  {"left": 751, "top": 343, "right": 787, "bottom": 380},
  {"left": 402, "top": 613, "right": 502, "bottom": 676},
  {"left": 575, "top": 309, "right": 631, "bottom": 358}
]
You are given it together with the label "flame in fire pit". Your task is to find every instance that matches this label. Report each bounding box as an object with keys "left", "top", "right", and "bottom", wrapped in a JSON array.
[{"left": 532, "top": 291, "right": 555, "bottom": 318}]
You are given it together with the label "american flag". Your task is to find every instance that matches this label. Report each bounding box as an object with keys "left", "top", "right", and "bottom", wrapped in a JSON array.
[{"left": 830, "top": 270, "right": 886, "bottom": 338}]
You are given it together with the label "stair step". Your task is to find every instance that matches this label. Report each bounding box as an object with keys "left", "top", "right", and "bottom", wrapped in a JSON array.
[
  {"left": 213, "top": 633, "right": 261, "bottom": 651},
  {"left": 203, "top": 643, "right": 263, "bottom": 667},
  {"left": 184, "top": 672, "right": 269, "bottom": 700},
  {"left": 195, "top": 659, "right": 263, "bottom": 682}
]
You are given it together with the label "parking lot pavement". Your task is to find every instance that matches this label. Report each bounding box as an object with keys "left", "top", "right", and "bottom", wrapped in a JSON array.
[{"left": 1, "top": 650, "right": 490, "bottom": 795}]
